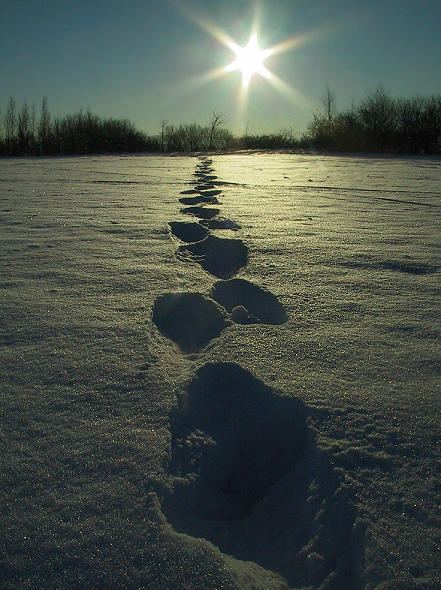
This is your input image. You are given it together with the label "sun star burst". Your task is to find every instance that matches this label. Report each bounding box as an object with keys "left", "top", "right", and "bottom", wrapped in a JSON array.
[{"left": 227, "top": 34, "right": 271, "bottom": 86}]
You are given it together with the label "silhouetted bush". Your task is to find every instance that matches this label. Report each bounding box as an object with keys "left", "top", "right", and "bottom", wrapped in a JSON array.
[
  {"left": 160, "top": 119, "right": 234, "bottom": 152},
  {"left": 304, "top": 88, "right": 441, "bottom": 154},
  {"left": 2, "top": 89, "right": 440, "bottom": 157},
  {"left": 0, "top": 97, "right": 159, "bottom": 156},
  {"left": 233, "top": 131, "right": 300, "bottom": 150}
]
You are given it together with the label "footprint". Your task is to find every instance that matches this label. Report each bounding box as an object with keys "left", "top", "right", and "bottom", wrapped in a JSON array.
[
  {"left": 168, "top": 221, "right": 208, "bottom": 243},
  {"left": 180, "top": 207, "right": 220, "bottom": 220},
  {"left": 195, "top": 184, "right": 215, "bottom": 191},
  {"left": 211, "top": 279, "right": 287, "bottom": 324},
  {"left": 179, "top": 196, "right": 220, "bottom": 205},
  {"left": 200, "top": 218, "right": 241, "bottom": 231},
  {"left": 193, "top": 175, "right": 217, "bottom": 183},
  {"left": 197, "top": 190, "right": 222, "bottom": 198},
  {"left": 160, "top": 362, "right": 364, "bottom": 589},
  {"left": 195, "top": 169, "right": 215, "bottom": 175},
  {"left": 152, "top": 293, "right": 230, "bottom": 353},
  {"left": 177, "top": 235, "right": 248, "bottom": 279}
]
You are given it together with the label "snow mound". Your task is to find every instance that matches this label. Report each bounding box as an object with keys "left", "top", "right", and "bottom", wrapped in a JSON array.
[
  {"left": 152, "top": 293, "right": 229, "bottom": 353},
  {"left": 211, "top": 279, "right": 287, "bottom": 324},
  {"left": 177, "top": 235, "right": 248, "bottom": 279},
  {"left": 168, "top": 222, "right": 208, "bottom": 243}
]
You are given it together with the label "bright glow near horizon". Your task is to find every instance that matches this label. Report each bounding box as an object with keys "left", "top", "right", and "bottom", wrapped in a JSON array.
[{"left": 169, "top": 2, "right": 338, "bottom": 133}]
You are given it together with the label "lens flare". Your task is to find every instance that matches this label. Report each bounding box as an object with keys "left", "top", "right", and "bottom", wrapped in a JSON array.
[
  {"left": 226, "top": 34, "right": 271, "bottom": 87},
  {"left": 170, "top": 0, "right": 331, "bottom": 128}
]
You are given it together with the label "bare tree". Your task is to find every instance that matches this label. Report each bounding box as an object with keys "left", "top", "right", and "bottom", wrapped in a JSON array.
[
  {"left": 208, "top": 110, "right": 224, "bottom": 150},
  {"left": 4, "top": 97, "right": 16, "bottom": 147},
  {"left": 160, "top": 119, "right": 167, "bottom": 152},
  {"left": 321, "top": 84, "right": 336, "bottom": 123},
  {"left": 17, "top": 101, "right": 32, "bottom": 153},
  {"left": 38, "top": 96, "right": 51, "bottom": 154}
]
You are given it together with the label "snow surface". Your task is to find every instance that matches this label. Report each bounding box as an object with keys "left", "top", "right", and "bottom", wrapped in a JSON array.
[{"left": 1, "top": 153, "right": 440, "bottom": 589}]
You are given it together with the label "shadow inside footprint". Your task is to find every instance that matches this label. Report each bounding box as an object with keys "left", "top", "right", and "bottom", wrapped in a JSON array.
[
  {"left": 201, "top": 218, "right": 241, "bottom": 231},
  {"left": 181, "top": 207, "right": 220, "bottom": 220},
  {"left": 197, "top": 190, "right": 222, "bottom": 197},
  {"left": 195, "top": 169, "right": 215, "bottom": 175},
  {"left": 179, "top": 196, "right": 219, "bottom": 205},
  {"left": 161, "top": 362, "right": 364, "bottom": 589},
  {"left": 177, "top": 235, "right": 248, "bottom": 279},
  {"left": 167, "top": 363, "right": 308, "bottom": 520},
  {"left": 169, "top": 221, "right": 208, "bottom": 243},
  {"left": 194, "top": 175, "right": 217, "bottom": 182},
  {"left": 196, "top": 184, "right": 215, "bottom": 191},
  {"left": 211, "top": 279, "right": 287, "bottom": 324},
  {"left": 152, "top": 293, "right": 229, "bottom": 353}
]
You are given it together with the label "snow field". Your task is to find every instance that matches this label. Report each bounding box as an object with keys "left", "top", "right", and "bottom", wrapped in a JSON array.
[{"left": 1, "top": 153, "right": 440, "bottom": 589}]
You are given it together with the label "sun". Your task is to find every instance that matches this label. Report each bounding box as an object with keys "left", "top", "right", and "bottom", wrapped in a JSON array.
[{"left": 227, "top": 34, "right": 271, "bottom": 87}]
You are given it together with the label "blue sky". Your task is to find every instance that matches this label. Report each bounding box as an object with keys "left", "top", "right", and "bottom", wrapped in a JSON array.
[{"left": 1, "top": 0, "right": 440, "bottom": 135}]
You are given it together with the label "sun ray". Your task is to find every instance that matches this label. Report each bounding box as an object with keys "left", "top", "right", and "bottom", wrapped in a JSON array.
[
  {"left": 226, "top": 33, "right": 271, "bottom": 87},
  {"left": 169, "top": 0, "right": 331, "bottom": 116}
]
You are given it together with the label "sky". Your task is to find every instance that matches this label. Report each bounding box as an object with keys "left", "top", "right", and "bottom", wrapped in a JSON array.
[{"left": 1, "top": 0, "right": 441, "bottom": 136}]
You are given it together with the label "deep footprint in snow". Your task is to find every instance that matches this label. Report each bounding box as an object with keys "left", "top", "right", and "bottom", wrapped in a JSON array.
[
  {"left": 197, "top": 189, "right": 222, "bottom": 198},
  {"left": 179, "top": 195, "right": 219, "bottom": 205},
  {"left": 193, "top": 175, "right": 217, "bottom": 182},
  {"left": 180, "top": 207, "right": 220, "bottom": 220},
  {"left": 177, "top": 235, "right": 248, "bottom": 279},
  {"left": 195, "top": 184, "right": 215, "bottom": 191},
  {"left": 152, "top": 293, "right": 230, "bottom": 353},
  {"left": 211, "top": 278, "right": 287, "bottom": 324},
  {"left": 200, "top": 218, "right": 241, "bottom": 230},
  {"left": 195, "top": 169, "right": 215, "bottom": 175},
  {"left": 168, "top": 221, "right": 208, "bottom": 243},
  {"left": 160, "top": 362, "right": 364, "bottom": 589}
]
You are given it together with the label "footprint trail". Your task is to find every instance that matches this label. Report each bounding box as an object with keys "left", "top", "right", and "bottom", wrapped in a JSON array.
[{"left": 150, "top": 155, "right": 363, "bottom": 588}]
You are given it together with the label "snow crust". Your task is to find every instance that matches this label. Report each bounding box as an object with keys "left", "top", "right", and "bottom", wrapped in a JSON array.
[{"left": 1, "top": 152, "right": 440, "bottom": 589}]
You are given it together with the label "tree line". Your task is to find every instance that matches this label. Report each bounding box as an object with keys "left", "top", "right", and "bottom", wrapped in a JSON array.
[
  {"left": 1, "top": 89, "right": 441, "bottom": 157},
  {"left": 306, "top": 86, "right": 441, "bottom": 154},
  {"left": 0, "top": 97, "right": 159, "bottom": 156}
]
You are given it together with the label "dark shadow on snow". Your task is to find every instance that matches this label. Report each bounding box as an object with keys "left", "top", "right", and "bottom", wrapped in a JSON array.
[
  {"left": 197, "top": 189, "right": 222, "bottom": 198},
  {"left": 177, "top": 235, "right": 248, "bottom": 279},
  {"left": 200, "top": 218, "right": 241, "bottom": 231},
  {"left": 152, "top": 293, "right": 229, "bottom": 353},
  {"left": 341, "top": 258, "right": 438, "bottom": 275},
  {"left": 168, "top": 221, "right": 208, "bottom": 243},
  {"left": 180, "top": 207, "right": 220, "bottom": 220},
  {"left": 195, "top": 184, "right": 215, "bottom": 191},
  {"left": 160, "top": 362, "right": 365, "bottom": 589},
  {"left": 179, "top": 195, "right": 219, "bottom": 205},
  {"left": 211, "top": 278, "right": 287, "bottom": 325}
]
